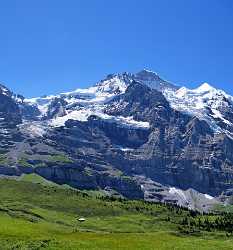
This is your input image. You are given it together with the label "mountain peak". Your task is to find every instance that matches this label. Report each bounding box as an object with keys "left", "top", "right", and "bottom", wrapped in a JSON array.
[
  {"left": 134, "top": 69, "right": 178, "bottom": 92},
  {"left": 139, "top": 69, "right": 159, "bottom": 75},
  {"left": 196, "top": 83, "right": 215, "bottom": 93},
  {"left": 136, "top": 69, "right": 160, "bottom": 78}
]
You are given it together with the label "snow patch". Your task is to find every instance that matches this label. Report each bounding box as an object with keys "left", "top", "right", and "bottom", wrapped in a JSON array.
[
  {"left": 20, "top": 122, "right": 47, "bottom": 137},
  {"left": 210, "top": 109, "right": 231, "bottom": 125},
  {"left": 50, "top": 108, "right": 150, "bottom": 129},
  {"left": 164, "top": 82, "right": 233, "bottom": 133},
  {"left": 1, "top": 86, "right": 10, "bottom": 96},
  {"left": 142, "top": 69, "right": 159, "bottom": 75},
  {"left": 49, "top": 109, "right": 93, "bottom": 127},
  {"left": 169, "top": 187, "right": 187, "bottom": 202},
  {"left": 114, "top": 145, "right": 134, "bottom": 152},
  {"left": 195, "top": 83, "right": 215, "bottom": 93},
  {"left": 204, "top": 194, "right": 214, "bottom": 200}
]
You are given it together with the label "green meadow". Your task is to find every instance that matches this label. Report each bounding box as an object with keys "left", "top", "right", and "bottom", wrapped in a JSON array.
[{"left": 0, "top": 174, "right": 232, "bottom": 250}]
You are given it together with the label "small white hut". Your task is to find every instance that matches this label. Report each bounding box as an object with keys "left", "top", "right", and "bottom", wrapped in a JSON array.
[{"left": 78, "top": 217, "right": 86, "bottom": 222}]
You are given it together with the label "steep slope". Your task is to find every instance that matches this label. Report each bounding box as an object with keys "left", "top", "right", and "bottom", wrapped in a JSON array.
[
  {"left": 0, "top": 84, "right": 22, "bottom": 127},
  {"left": 0, "top": 84, "right": 23, "bottom": 170},
  {"left": 104, "top": 82, "right": 233, "bottom": 198},
  {"left": 165, "top": 83, "right": 233, "bottom": 136}
]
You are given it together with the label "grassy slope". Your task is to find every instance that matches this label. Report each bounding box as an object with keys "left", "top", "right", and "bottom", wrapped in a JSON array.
[{"left": 0, "top": 176, "right": 232, "bottom": 250}]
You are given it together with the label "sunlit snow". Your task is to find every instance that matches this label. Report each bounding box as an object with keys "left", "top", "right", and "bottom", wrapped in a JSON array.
[{"left": 164, "top": 82, "right": 233, "bottom": 133}]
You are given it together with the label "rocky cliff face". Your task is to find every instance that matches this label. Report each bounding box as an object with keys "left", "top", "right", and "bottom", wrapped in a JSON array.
[
  {"left": 103, "top": 82, "right": 233, "bottom": 197},
  {"left": 1, "top": 70, "right": 233, "bottom": 210},
  {"left": 0, "top": 84, "right": 22, "bottom": 127},
  {"left": 0, "top": 85, "right": 23, "bottom": 160}
]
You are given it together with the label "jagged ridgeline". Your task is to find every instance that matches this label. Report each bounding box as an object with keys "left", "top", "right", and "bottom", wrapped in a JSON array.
[{"left": 1, "top": 70, "right": 233, "bottom": 211}]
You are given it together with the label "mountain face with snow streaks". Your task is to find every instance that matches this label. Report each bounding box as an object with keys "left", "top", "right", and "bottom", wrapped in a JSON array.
[{"left": 0, "top": 69, "right": 233, "bottom": 210}]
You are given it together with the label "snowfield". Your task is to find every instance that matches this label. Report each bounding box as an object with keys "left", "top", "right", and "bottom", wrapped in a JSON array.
[
  {"left": 23, "top": 71, "right": 233, "bottom": 136},
  {"left": 164, "top": 82, "right": 233, "bottom": 134},
  {"left": 49, "top": 108, "right": 150, "bottom": 129},
  {"left": 25, "top": 73, "right": 150, "bottom": 130}
]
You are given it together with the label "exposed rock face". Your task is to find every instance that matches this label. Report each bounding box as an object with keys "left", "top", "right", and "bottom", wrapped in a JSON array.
[
  {"left": 19, "top": 103, "right": 41, "bottom": 121},
  {"left": 85, "top": 115, "right": 150, "bottom": 148},
  {"left": 101, "top": 82, "right": 233, "bottom": 197},
  {"left": 0, "top": 85, "right": 23, "bottom": 159},
  {"left": 35, "top": 165, "right": 143, "bottom": 199},
  {"left": 0, "top": 84, "right": 22, "bottom": 127},
  {"left": 1, "top": 70, "right": 233, "bottom": 210},
  {"left": 133, "top": 69, "right": 178, "bottom": 92},
  {"left": 45, "top": 98, "right": 67, "bottom": 119}
]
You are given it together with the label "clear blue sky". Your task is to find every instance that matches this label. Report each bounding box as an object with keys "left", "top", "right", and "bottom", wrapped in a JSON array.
[{"left": 1, "top": 0, "right": 233, "bottom": 97}]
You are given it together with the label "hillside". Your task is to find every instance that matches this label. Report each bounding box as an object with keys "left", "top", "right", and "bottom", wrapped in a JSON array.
[{"left": 0, "top": 177, "right": 233, "bottom": 249}]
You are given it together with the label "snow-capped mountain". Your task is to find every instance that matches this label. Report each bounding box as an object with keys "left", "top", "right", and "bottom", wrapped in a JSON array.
[
  {"left": 21, "top": 70, "right": 177, "bottom": 128},
  {"left": 1, "top": 69, "right": 233, "bottom": 211},
  {"left": 21, "top": 70, "right": 233, "bottom": 138},
  {"left": 165, "top": 82, "right": 233, "bottom": 136}
]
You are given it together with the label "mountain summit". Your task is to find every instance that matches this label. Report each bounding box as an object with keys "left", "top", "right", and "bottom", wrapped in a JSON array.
[{"left": 134, "top": 69, "right": 178, "bottom": 91}]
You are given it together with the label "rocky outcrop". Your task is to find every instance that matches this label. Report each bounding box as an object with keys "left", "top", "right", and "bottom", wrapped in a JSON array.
[
  {"left": 34, "top": 165, "right": 144, "bottom": 199},
  {"left": 0, "top": 85, "right": 22, "bottom": 127},
  {"left": 45, "top": 97, "right": 68, "bottom": 119},
  {"left": 19, "top": 102, "right": 41, "bottom": 121},
  {"left": 103, "top": 82, "right": 233, "bottom": 196}
]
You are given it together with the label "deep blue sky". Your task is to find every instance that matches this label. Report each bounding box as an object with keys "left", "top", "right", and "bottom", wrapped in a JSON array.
[{"left": 1, "top": 0, "right": 233, "bottom": 97}]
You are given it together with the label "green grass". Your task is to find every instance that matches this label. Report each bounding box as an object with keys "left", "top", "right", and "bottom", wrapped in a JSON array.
[
  {"left": 19, "top": 173, "right": 62, "bottom": 187},
  {"left": 18, "top": 157, "right": 33, "bottom": 167},
  {"left": 213, "top": 203, "right": 233, "bottom": 213},
  {"left": 19, "top": 173, "right": 79, "bottom": 191},
  {"left": 0, "top": 178, "right": 232, "bottom": 249},
  {"left": 48, "top": 154, "right": 73, "bottom": 164},
  {"left": 18, "top": 154, "right": 73, "bottom": 168}
]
